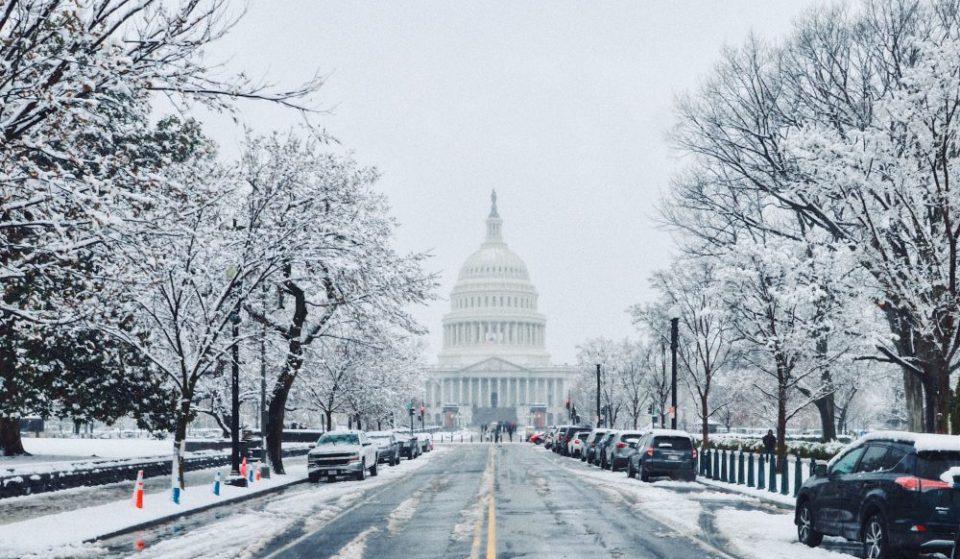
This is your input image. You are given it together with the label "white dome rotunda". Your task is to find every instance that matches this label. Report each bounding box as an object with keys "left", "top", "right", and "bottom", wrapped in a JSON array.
[{"left": 437, "top": 191, "right": 551, "bottom": 367}]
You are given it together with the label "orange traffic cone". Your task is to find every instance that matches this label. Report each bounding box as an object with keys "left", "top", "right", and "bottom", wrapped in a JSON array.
[
  {"left": 133, "top": 469, "right": 144, "bottom": 509},
  {"left": 240, "top": 456, "right": 248, "bottom": 479},
  {"left": 255, "top": 466, "right": 261, "bottom": 481}
]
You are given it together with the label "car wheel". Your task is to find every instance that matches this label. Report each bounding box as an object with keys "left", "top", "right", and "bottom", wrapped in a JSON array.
[
  {"left": 627, "top": 463, "right": 635, "bottom": 479},
  {"left": 639, "top": 464, "right": 649, "bottom": 482},
  {"left": 308, "top": 472, "right": 319, "bottom": 483},
  {"left": 796, "top": 501, "right": 823, "bottom": 548},
  {"left": 370, "top": 461, "right": 378, "bottom": 477},
  {"left": 863, "top": 512, "right": 893, "bottom": 559},
  {"left": 356, "top": 460, "right": 367, "bottom": 481}
]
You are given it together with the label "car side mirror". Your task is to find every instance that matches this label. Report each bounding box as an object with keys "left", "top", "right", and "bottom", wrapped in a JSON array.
[
  {"left": 362, "top": 441, "right": 372, "bottom": 446},
  {"left": 814, "top": 463, "right": 827, "bottom": 477}
]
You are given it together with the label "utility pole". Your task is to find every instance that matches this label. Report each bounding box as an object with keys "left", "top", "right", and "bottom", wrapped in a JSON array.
[{"left": 670, "top": 315, "right": 679, "bottom": 430}]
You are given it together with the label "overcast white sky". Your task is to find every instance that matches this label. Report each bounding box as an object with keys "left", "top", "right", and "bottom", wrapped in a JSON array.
[{"left": 198, "top": 1, "right": 823, "bottom": 365}]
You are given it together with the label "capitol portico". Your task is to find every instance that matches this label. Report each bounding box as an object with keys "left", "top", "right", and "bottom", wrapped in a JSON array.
[{"left": 424, "top": 192, "right": 577, "bottom": 429}]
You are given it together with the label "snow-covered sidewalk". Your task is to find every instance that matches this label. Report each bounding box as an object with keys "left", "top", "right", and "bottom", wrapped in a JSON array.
[
  {"left": 554, "top": 451, "right": 854, "bottom": 558},
  {"left": 0, "top": 447, "right": 449, "bottom": 559},
  {"left": 0, "top": 463, "right": 306, "bottom": 558}
]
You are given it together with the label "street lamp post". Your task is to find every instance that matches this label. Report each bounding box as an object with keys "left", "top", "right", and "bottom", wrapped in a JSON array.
[
  {"left": 669, "top": 306, "right": 680, "bottom": 431},
  {"left": 259, "top": 285, "right": 271, "bottom": 479},
  {"left": 595, "top": 364, "right": 602, "bottom": 428},
  {"left": 227, "top": 307, "right": 246, "bottom": 487}
]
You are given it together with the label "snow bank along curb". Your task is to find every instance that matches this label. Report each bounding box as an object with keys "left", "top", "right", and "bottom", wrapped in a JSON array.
[
  {"left": 697, "top": 477, "right": 795, "bottom": 510},
  {"left": 88, "top": 474, "right": 308, "bottom": 544},
  {"left": 0, "top": 466, "right": 309, "bottom": 558},
  {"left": 0, "top": 446, "right": 310, "bottom": 499}
]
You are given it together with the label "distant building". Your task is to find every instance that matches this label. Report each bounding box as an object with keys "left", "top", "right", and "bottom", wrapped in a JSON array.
[{"left": 423, "top": 192, "right": 577, "bottom": 428}]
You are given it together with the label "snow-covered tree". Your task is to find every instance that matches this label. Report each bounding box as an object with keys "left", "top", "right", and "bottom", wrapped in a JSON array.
[
  {"left": 237, "top": 133, "right": 436, "bottom": 473},
  {"left": 0, "top": 0, "right": 319, "bottom": 453},
  {"left": 632, "top": 259, "right": 736, "bottom": 447}
]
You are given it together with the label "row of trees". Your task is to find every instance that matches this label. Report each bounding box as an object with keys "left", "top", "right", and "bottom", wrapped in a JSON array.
[
  {"left": 575, "top": 0, "right": 960, "bottom": 470},
  {"left": 0, "top": 0, "right": 435, "bottom": 490}
]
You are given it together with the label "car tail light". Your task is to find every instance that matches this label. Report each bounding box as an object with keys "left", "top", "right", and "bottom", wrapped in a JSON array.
[
  {"left": 909, "top": 524, "right": 927, "bottom": 532},
  {"left": 895, "top": 476, "right": 952, "bottom": 491},
  {"left": 615, "top": 442, "right": 626, "bottom": 449},
  {"left": 692, "top": 448, "right": 698, "bottom": 460},
  {"left": 646, "top": 447, "right": 654, "bottom": 457}
]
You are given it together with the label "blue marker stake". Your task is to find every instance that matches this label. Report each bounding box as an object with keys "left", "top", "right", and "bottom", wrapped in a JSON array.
[
  {"left": 213, "top": 472, "right": 221, "bottom": 496},
  {"left": 171, "top": 486, "right": 181, "bottom": 504}
]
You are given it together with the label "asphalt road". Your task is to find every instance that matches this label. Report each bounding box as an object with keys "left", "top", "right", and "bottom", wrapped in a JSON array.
[
  {"left": 91, "top": 443, "right": 887, "bottom": 558},
  {"left": 258, "top": 444, "right": 759, "bottom": 559}
]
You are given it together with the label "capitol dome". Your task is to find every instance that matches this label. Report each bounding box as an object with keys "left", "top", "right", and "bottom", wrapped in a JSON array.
[{"left": 437, "top": 191, "right": 551, "bottom": 367}]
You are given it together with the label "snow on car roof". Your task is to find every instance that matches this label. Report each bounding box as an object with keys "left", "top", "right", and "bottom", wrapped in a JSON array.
[{"left": 858, "top": 430, "right": 960, "bottom": 452}]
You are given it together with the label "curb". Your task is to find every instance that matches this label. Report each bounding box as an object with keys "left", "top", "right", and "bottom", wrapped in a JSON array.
[
  {"left": 696, "top": 478, "right": 794, "bottom": 511},
  {"left": 83, "top": 477, "right": 309, "bottom": 544}
]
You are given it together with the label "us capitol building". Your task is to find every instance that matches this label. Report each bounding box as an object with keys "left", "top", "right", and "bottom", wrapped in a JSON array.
[{"left": 424, "top": 192, "right": 577, "bottom": 429}]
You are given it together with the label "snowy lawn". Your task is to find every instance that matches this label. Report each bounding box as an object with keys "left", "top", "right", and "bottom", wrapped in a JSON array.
[
  {"left": 1, "top": 439, "right": 312, "bottom": 476},
  {"left": 0, "top": 446, "right": 449, "bottom": 559}
]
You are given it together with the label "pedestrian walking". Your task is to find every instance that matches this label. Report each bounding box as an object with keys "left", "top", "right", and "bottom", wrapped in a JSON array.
[{"left": 762, "top": 429, "right": 776, "bottom": 456}]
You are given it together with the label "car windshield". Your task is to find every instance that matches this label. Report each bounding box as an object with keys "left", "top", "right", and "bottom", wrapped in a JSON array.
[
  {"left": 577, "top": 432, "right": 590, "bottom": 440},
  {"left": 316, "top": 433, "right": 359, "bottom": 445},
  {"left": 622, "top": 434, "right": 643, "bottom": 443},
  {"left": 369, "top": 435, "right": 390, "bottom": 440},
  {"left": 653, "top": 436, "right": 692, "bottom": 449}
]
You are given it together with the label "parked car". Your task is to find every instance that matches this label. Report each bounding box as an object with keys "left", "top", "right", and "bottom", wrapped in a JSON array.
[
  {"left": 528, "top": 432, "right": 546, "bottom": 444},
  {"left": 795, "top": 432, "right": 960, "bottom": 558},
  {"left": 626, "top": 429, "right": 696, "bottom": 481},
  {"left": 417, "top": 433, "right": 433, "bottom": 453},
  {"left": 395, "top": 432, "right": 421, "bottom": 460},
  {"left": 544, "top": 426, "right": 560, "bottom": 450},
  {"left": 603, "top": 430, "right": 645, "bottom": 471},
  {"left": 552, "top": 425, "right": 574, "bottom": 454},
  {"left": 567, "top": 431, "right": 591, "bottom": 457},
  {"left": 307, "top": 430, "right": 379, "bottom": 482},
  {"left": 583, "top": 429, "right": 608, "bottom": 463},
  {"left": 595, "top": 431, "right": 619, "bottom": 467},
  {"left": 367, "top": 431, "right": 401, "bottom": 466}
]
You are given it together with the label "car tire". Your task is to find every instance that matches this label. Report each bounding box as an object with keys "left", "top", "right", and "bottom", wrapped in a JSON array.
[
  {"left": 308, "top": 472, "right": 319, "bottom": 483},
  {"left": 796, "top": 501, "right": 823, "bottom": 548},
  {"left": 356, "top": 460, "right": 367, "bottom": 481},
  {"left": 370, "top": 461, "right": 378, "bottom": 477},
  {"left": 627, "top": 463, "right": 635, "bottom": 479},
  {"left": 639, "top": 464, "right": 649, "bottom": 482},
  {"left": 862, "top": 512, "right": 895, "bottom": 559}
]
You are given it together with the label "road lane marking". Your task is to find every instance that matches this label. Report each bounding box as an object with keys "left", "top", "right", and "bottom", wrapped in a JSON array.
[
  {"left": 469, "top": 446, "right": 497, "bottom": 559},
  {"left": 485, "top": 477, "right": 496, "bottom": 559}
]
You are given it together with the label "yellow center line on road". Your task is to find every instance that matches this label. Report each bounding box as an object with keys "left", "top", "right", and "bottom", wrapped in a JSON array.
[
  {"left": 485, "top": 459, "right": 496, "bottom": 559},
  {"left": 469, "top": 446, "right": 497, "bottom": 559}
]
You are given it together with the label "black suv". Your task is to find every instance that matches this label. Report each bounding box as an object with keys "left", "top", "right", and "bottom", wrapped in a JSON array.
[
  {"left": 626, "top": 429, "right": 696, "bottom": 481},
  {"left": 795, "top": 432, "right": 960, "bottom": 558}
]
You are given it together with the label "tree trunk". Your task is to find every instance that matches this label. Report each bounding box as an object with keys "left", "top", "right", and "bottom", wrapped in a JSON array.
[
  {"left": 904, "top": 368, "right": 924, "bottom": 432},
  {"left": 326, "top": 410, "right": 333, "bottom": 432},
  {"left": 266, "top": 372, "right": 295, "bottom": 475},
  {"left": 701, "top": 394, "right": 710, "bottom": 449},
  {"left": 776, "top": 370, "right": 788, "bottom": 474},
  {"left": 813, "top": 394, "right": 837, "bottom": 442},
  {"left": 171, "top": 396, "right": 191, "bottom": 490},
  {"left": 0, "top": 418, "right": 26, "bottom": 456}
]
